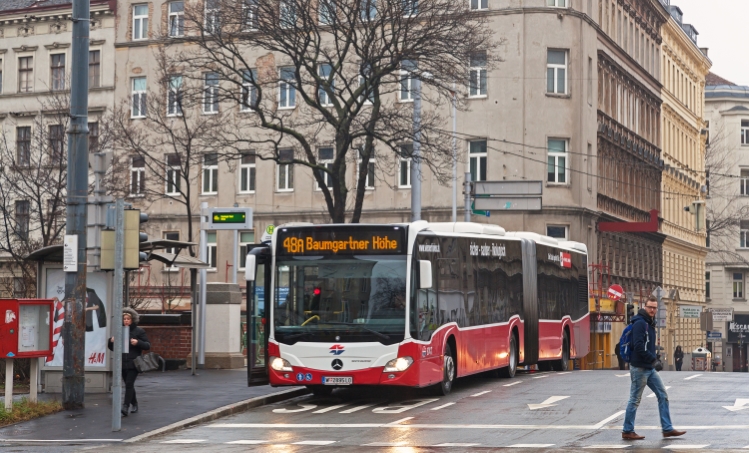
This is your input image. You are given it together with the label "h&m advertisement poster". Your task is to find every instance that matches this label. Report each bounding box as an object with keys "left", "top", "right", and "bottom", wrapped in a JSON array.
[{"left": 44, "top": 269, "right": 110, "bottom": 368}]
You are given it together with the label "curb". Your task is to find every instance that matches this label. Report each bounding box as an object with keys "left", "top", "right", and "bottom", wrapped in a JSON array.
[{"left": 123, "top": 387, "right": 310, "bottom": 443}]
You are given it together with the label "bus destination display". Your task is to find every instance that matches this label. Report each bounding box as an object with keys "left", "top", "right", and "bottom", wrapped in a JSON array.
[
  {"left": 278, "top": 228, "right": 405, "bottom": 255},
  {"left": 212, "top": 212, "right": 246, "bottom": 224}
]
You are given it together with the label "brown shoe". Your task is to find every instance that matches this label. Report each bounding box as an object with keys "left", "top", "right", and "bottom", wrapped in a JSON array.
[
  {"left": 622, "top": 432, "right": 645, "bottom": 440},
  {"left": 663, "top": 430, "right": 686, "bottom": 438}
]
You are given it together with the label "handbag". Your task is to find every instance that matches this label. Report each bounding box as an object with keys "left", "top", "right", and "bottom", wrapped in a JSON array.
[{"left": 134, "top": 352, "right": 163, "bottom": 373}]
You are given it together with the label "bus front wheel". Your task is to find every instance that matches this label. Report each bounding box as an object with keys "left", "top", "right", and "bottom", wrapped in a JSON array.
[
  {"left": 433, "top": 343, "right": 455, "bottom": 396},
  {"left": 499, "top": 334, "right": 518, "bottom": 378}
]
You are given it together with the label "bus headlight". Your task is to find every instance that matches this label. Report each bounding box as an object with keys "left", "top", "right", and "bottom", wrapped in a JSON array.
[
  {"left": 383, "top": 356, "right": 414, "bottom": 372},
  {"left": 270, "top": 356, "right": 293, "bottom": 372}
]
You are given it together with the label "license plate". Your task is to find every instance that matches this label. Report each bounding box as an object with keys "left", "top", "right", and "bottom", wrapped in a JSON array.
[{"left": 322, "top": 376, "right": 353, "bottom": 385}]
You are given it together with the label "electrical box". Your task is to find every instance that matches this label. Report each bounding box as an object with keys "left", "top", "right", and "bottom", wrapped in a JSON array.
[{"left": 0, "top": 299, "right": 54, "bottom": 359}]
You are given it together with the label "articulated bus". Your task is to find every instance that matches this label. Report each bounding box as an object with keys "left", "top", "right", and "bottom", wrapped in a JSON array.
[{"left": 244, "top": 221, "right": 590, "bottom": 395}]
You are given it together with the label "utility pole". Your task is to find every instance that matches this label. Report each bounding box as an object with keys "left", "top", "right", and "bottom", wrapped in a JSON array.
[
  {"left": 451, "top": 82, "right": 457, "bottom": 223},
  {"left": 63, "top": 0, "right": 90, "bottom": 409},
  {"left": 111, "top": 200, "right": 125, "bottom": 431},
  {"left": 464, "top": 172, "right": 472, "bottom": 222},
  {"left": 411, "top": 75, "right": 422, "bottom": 222}
]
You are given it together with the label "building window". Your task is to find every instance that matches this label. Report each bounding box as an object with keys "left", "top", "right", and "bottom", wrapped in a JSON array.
[
  {"left": 241, "top": 69, "right": 258, "bottom": 111},
  {"left": 131, "top": 77, "right": 147, "bottom": 118},
  {"left": 16, "top": 127, "right": 31, "bottom": 166},
  {"left": 0, "top": 58, "right": 3, "bottom": 94},
  {"left": 132, "top": 4, "right": 149, "bottom": 40},
  {"left": 742, "top": 120, "right": 749, "bottom": 145},
  {"left": 359, "top": 64, "right": 374, "bottom": 104},
  {"left": 89, "top": 50, "right": 100, "bottom": 88},
  {"left": 470, "top": 0, "right": 487, "bottom": 10},
  {"left": 206, "top": 232, "right": 217, "bottom": 270},
  {"left": 705, "top": 272, "right": 710, "bottom": 298},
  {"left": 547, "top": 138, "right": 569, "bottom": 184},
  {"left": 239, "top": 153, "right": 256, "bottom": 193},
  {"left": 742, "top": 229, "right": 749, "bottom": 248},
  {"left": 316, "top": 147, "right": 334, "bottom": 189},
  {"left": 48, "top": 125, "right": 64, "bottom": 163},
  {"left": 89, "top": 122, "right": 99, "bottom": 152},
  {"left": 400, "top": 60, "right": 416, "bottom": 101},
  {"left": 469, "top": 140, "right": 487, "bottom": 182},
  {"left": 163, "top": 231, "right": 180, "bottom": 270},
  {"left": 403, "top": 0, "right": 417, "bottom": 16},
  {"left": 203, "top": 73, "right": 219, "bottom": 114},
  {"left": 130, "top": 155, "right": 146, "bottom": 196},
  {"left": 357, "top": 148, "right": 375, "bottom": 189},
  {"left": 318, "top": 64, "right": 334, "bottom": 107},
  {"left": 546, "top": 225, "right": 569, "bottom": 240},
  {"left": 205, "top": 0, "right": 220, "bottom": 34},
  {"left": 547, "top": 0, "right": 566, "bottom": 6},
  {"left": 15, "top": 200, "right": 30, "bottom": 240},
  {"left": 50, "top": 54, "right": 66, "bottom": 91},
  {"left": 239, "top": 232, "right": 255, "bottom": 269},
  {"left": 242, "top": 0, "right": 258, "bottom": 30},
  {"left": 169, "top": 1, "right": 185, "bottom": 37},
  {"left": 740, "top": 169, "right": 749, "bottom": 196},
  {"left": 360, "top": 0, "right": 377, "bottom": 21},
  {"left": 168, "top": 75, "right": 183, "bottom": 116},
  {"left": 734, "top": 272, "right": 744, "bottom": 299},
  {"left": 18, "top": 56, "right": 33, "bottom": 93},
  {"left": 469, "top": 52, "right": 487, "bottom": 97},
  {"left": 202, "top": 153, "right": 218, "bottom": 194},
  {"left": 278, "top": 149, "right": 294, "bottom": 191},
  {"left": 280, "top": 0, "right": 296, "bottom": 28},
  {"left": 166, "top": 153, "right": 181, "bottom": 195},
  {"left": 319, "top": 0, "right": 335, "bottom": 24},
  {"left": 547, "top": 49, "right": 568, "bottom": 95},
  {"left": 279, "top": 67, "right": 296, "bottom": 109},
  {"left": 399, "top": 144, "right": 412, "bottom": 188}
]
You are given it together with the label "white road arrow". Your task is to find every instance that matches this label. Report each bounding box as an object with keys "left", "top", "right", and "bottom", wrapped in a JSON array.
[
  {"left": 723, "top": 399, "right": 749, "bottom": 412},
  {"left": 528, "top": 396, "right": 569, "bottom": 410}
]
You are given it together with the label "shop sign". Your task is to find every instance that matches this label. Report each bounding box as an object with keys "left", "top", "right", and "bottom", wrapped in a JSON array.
[
  {"left": 709, "top": 308, "right": 734, "bottom": 322},
  {"left": 679, "top": 305, "right": 701, "bottom": 319},
  {"left": 727, "top": 314, "right": 749, "bottom": 343}
]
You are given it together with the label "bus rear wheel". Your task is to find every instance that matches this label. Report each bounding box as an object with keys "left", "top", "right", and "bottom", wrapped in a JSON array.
[
  {"left": 307, "top": 385, "right": 334, "bottom": 397},
  {"left": 552, "top": 332, "right": 570, "bottom": 371},
  {"left": 433, "top": 344, "right": 455, "bottom": 396},
  {"left": 499, "top": 334, "right": 518, "bottom": 378}
]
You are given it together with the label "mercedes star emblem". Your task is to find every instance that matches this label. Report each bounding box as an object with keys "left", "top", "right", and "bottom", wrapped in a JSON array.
[
  {"left": 331, "top": 359, "right": 343, "bottom": 370},
  {"left": 335, "top": 336, "right": 340, "bottom": 341}
]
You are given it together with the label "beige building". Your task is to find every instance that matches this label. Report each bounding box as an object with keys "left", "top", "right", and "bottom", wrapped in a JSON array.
[
  {"left": 705, "top": 74, "right": 749, "bottom": 373},
  {"left": 658, "top": 6, "right": 711, "bottom": 366},
  {"left": 0, "top": 0, "right": 116, "bottom": 294}
]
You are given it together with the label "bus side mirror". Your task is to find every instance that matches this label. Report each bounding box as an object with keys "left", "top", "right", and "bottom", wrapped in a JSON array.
[
  {"left": 419, "top": 260, "right": 432, "bottom": 289},
  {"left": 245, "top": 254, "right": 256, "bottom": 281}
]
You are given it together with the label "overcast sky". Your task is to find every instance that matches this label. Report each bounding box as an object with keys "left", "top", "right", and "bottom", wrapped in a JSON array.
[{"left": 672, "top": 0, "right": 749, "bottom": 86}]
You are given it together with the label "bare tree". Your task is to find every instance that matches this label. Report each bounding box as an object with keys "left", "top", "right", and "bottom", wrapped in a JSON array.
[{"left": 177, "top": 0, "right": 501, "bottom": 223}]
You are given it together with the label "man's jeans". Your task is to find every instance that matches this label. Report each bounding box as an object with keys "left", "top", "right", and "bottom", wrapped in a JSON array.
[{"left": 623, "top": 366, "right": 673, "bottom": 433}]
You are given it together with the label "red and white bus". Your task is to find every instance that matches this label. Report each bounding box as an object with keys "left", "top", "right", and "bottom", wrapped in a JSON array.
[{"left": 244, "top": 221, "right": 590, "bottom": 395}]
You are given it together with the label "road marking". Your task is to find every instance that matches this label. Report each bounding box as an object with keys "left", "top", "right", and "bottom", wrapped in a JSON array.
[
  {"left": 528, "top": 396, "right": 569, "bottom": 410},
  {"left": 293, "top": 440, "right": 337, "bottom": 445},
  {"left": 431, "top": 402, "right": 456, "bottom": 411},
  {"left": 723, "top": 399, "right": 749, "bottom": 412},
  {"left": 363, "top": 442, "right": 408, "bottom": 447},
  {"left": 508, "top": 444, "right": 555, "bottom": 448},
  {"left": 593, "top": 410, "right": 626, "bottom": 429},
  {"left": 662, "top": 446, "right": 709, "bottom": 450},
  {"left": 340, "top": 404, "right": 374, "bottom": 413},
  {"left": 532, "top": 375, "right": 549, "bottom": 379},
  {"left": 273, "top": 404, "right": 317, "bottom": 413},
  {"left": 504, "top": 381, "right": 522, "bottom": 387},
  {"left": 373, "top": 399, "right": 439, "bottom": 414},
  {"left": 684, "top": 374, "right": 702, "bottom": 380},
  {"left": 209, "top": 422, "right": 749, "bottom": 430},
  {"left": 557, "top": 372, "right": 572, "bottom": 375},
  {"left": 385, "top": 417, "right": 414, "bottom": 426},
  {"left": 616, "top": 374, "right": 629, "bottom": 377},
  {"left": 313, "top": 404, "right": 348, "bottom": 413},
  {"left": 584, "top": 446, "right": 630, "bottom": 449},
  {"left": 225, "top": 440, "right": 268, "bottom": 445},
  {"left": 160, "top": 439, "right": 206, "bottom": 444},
  {"left": 471, "top": 391, "right": 492, "bottom": 397},
  {"left": 743, "top": 446, "right": 749, "bottom": 449},
  {"left": 434, "top": 443, "right": 480, "bottom": 447},
  {"left": 647, "top": 386, "right": 671, "bottom": 398}
]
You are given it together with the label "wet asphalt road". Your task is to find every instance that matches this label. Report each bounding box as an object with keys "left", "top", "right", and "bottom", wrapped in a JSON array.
[{"left": 12, "top": 369, "right": 749, "bottom": 452}]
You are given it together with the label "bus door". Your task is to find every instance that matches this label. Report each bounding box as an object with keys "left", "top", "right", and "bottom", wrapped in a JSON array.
[{"left": 245, "top": 244, "right": 271, "bottom": 386}]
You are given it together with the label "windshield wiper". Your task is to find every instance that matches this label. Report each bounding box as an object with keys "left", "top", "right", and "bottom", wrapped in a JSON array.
[{"left": 322, "top": 322, "right": 391, "bottom": 341}]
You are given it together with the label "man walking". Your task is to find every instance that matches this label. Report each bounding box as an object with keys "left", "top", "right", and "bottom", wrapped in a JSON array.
[{"left": 622, "top": 296, "right": 686, "bottom": 440}]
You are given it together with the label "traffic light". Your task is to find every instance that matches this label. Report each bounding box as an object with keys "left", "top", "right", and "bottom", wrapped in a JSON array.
[
  {"left": 625, "top": 304, "right": 635, "bottom": 324},
  {"left": 124, "top": 209, "right": 148, "bottom": 269}
]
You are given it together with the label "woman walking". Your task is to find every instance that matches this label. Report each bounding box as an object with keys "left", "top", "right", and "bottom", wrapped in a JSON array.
[
  {"left": 674, "top": 345, "right": 684, "bottom": 371},
  {"left": 108, "top": 307, "right": 150, "bottom": 416}
]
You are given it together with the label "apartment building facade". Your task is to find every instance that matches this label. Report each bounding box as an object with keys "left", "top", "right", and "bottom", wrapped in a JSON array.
[{"left": 658, "top": 6, "right": 711, "bottom": 363}]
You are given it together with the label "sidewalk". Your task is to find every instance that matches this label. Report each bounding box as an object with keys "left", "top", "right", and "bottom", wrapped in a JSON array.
[{"left": 0, "top": 368, "right": 301, "bottom": 442}]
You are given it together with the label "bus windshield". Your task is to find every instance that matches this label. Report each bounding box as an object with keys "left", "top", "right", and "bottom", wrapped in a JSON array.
[{"left": 273, "top": 255, "right": 407, "bottom": 345}]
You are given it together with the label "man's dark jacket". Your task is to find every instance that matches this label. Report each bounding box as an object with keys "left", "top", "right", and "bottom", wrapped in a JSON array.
[{"left": 630, "top": 308, "right": 657, "bottom": 369}]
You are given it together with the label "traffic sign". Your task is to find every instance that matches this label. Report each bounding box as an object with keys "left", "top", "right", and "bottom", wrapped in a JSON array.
[
  {"left": 607, "top": 284, "right": 624, "bottom": 301},
  {"left": 707, "top": 331, "right": 722, "bottom": 340}
]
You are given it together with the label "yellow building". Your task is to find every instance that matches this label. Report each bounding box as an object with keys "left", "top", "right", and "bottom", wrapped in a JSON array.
[{"left": 659, "top": 6, "right": 711, "bottom": 366}]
